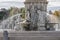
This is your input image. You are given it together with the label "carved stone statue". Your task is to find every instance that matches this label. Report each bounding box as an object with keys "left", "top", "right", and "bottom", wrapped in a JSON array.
[{"left": 24, "top": 0, "right": 48, "bottom": 31}]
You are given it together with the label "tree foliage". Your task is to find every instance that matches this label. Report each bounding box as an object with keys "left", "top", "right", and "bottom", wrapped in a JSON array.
[
  {"left": 20, "top": 7, "right": 26, "bottom": 19},
  {"left": 9, "top": 7, "right": 26, "bottom": 19},
  {"left": 53, "top": 11, "right": 60, "bottom": 17},
  {"left": 0, "top": 12, "right": 4, "bottom": 20}
]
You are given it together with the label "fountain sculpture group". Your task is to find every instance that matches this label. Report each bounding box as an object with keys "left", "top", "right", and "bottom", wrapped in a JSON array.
[
  {"left": 0, "top": 14, "right": 23, "bottom": 31},
  {"left": 0, "top": 0, "right": 60, "bottom": 31},
  {"left": 24, "top": 0, "right": 48, "bottom": 31}
]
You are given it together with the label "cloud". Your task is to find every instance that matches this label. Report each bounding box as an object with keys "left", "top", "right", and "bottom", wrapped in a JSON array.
[
  {"left": 48, "top": 0, "right": 60, "bottom": 7},
  {"left": 0, "top": 0, "right": 60, "bottom": 10},
  {"left": 0, "top": 0, "right": 25, "bottom": 8},
  {"left": 48, "top": 0, "right": 60, "bottom": 2},
  {"left": 0, "top": 0, "right": 25, "bottom": 2},
  {"left": 0, "top": 2, "right": 25, "bottom": 9},
  {"left": 47, "top": 0, "right": 60, "bottom": 11},
  {"left": 48, "top": 2, "right": 60, "bottom": 7}
]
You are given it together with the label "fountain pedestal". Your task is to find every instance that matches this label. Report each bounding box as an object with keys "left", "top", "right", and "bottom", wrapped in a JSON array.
[{"left": 24, "top": 0, "right": 48, "bottom": 30}]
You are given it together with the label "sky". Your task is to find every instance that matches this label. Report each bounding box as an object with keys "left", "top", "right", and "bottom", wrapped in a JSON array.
[
  {"left": 0, "top": 0, "right": 59, "bottom": 7},
  {"left": 0, "top": 0, "right": 25, "bottom": 9},
  {"left": 0, "top": 0, "right": 25, "bottom": 2},
  {"left": 48, "top": 0, "right": 60, "bottom": 7},
  {"left": 0, "top": 0, "right": 60, "bottom": 10}
]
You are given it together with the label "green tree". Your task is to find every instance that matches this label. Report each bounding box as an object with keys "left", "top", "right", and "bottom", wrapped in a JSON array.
[
  {"left": 20, "top": 7, "right": 26, "bottom": 19},
  {"left": 53, "top": 11, "right": 60, "bottom": 17}
]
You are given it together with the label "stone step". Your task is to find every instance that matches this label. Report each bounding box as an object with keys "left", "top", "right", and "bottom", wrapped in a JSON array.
[
  {"left": 0, "top": 31, "right": 60, "bottom": 40},
  {"left": 8, "top": 31, "right": 60, "bottom": 40}
]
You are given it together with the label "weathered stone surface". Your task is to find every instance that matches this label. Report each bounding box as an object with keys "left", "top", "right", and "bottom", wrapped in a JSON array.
[
  {"left": 25, "top": 0, "right": 48, "bottom": 30},
  {"left": 0, "top": 31, "right": 60, "bottom": 40},
  {"left": 25, "top": 0, "right": 47, "bottom": 3}
]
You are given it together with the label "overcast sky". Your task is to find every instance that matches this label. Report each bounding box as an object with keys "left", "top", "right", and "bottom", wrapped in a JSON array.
[
  {"left": 0, "top": 0, "right": 60, "bottom": 7},
  {"left": 0, "top": 0, "right": 60, "bottom": 10},
  {"left": 48, "top": 0, "right": 60, "bottom": 7},
  {"left": 0, "top": 0, "right": 25, "bottom": 2}
]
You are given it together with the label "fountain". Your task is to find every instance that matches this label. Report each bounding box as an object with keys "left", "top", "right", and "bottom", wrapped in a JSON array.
[
  {"left": 0, "top": 14, "right": 24, "bottom": 31},
  {"left": 46, "top": 12, "right": 59, "bottom": 31},
  {"left": 24, "top": 0, "right": 48, "bottom": 31}
]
